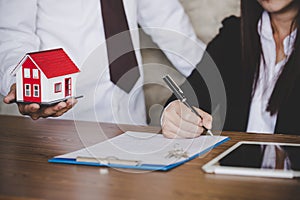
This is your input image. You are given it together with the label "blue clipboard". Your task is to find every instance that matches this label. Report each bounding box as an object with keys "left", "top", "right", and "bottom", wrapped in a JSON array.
[{"left": 48, "top": 136, "right": 229, "bottom": 171}]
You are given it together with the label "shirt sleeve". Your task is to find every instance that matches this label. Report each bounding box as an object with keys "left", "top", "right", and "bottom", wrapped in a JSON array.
[
  {"left": 0, "top": 0, "right": 40, "bottom": 95},
  {"left": 137, "top": 0, "right": 206, "bottom": 77}
]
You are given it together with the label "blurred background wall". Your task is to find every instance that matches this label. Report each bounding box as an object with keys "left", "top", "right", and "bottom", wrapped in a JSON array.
[{"left": 0, "top": 0, "right": 240, "bottom": 125}]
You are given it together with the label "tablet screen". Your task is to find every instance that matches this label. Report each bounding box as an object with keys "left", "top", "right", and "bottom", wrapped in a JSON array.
[{"left": 219, "top": 144, "right": 300, "bottom": 170}]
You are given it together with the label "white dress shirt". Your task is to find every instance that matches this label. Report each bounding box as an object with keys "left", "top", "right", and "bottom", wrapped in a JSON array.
[
  {"left": 246, "top": 11, "right": 297, "bottom": 133},
  {"left": 0, "top": 0, "right": 205, "bottom": 124},
  {"left": 261, "top": 145, "right": 291, "bottom": 170}
]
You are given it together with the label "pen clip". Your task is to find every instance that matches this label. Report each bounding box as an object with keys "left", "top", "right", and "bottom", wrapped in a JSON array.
[{"left": 163, "top": 75, "right": 186, "bottom": 101}]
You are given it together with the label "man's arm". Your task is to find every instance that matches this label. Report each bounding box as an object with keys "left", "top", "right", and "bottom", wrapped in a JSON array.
[
  {"left": 137, "top": 0, "right": 206, "bottom": 77},
  {"left": 0, "top": 0, "right": 41, "bottom": 95}
]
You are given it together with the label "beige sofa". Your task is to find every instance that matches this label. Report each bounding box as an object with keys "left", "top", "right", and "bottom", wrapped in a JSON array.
[{"left": 0, "top": 0, "right": 240, "bottom": 124}]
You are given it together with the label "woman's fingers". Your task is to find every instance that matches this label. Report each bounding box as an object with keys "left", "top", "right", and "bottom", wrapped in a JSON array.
[
  {"left": 162, "top": 100, "right": 212, "bottom": 138},
  {"left": 163, "top": 109, "right": 203, "bottom": 138},
  {"left": 193, "top": 106, "right": 213, "bottom": 130},
  {"left": 163, "top": 116, "right": 204, "bottom": 138}
]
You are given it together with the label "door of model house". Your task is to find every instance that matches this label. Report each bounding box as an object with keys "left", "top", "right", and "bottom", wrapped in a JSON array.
[{"left": 65, "top": 78, "right": 72, "bottom": 97}]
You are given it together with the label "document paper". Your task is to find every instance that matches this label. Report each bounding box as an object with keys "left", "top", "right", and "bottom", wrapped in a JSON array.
[{"left": 53, "top": 131, "right": 228, "bottom": 167}]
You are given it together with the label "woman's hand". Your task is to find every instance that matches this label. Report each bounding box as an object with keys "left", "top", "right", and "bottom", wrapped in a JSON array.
[{"left": 161, "top": 100, "right": 212, "bottom": 138}]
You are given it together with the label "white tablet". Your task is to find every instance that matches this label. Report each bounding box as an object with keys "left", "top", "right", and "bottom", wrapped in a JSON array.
[{"left": 202, "top": 141, "right": 300, "bottom": 178}]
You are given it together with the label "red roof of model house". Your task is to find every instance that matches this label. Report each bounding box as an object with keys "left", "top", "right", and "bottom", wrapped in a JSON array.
[{"left": 14, "top": 48, "right": 80, "bottom": 78}]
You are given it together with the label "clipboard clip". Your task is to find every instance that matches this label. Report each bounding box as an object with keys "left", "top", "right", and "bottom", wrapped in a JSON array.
[{"left": 76, "top": 156, "right": 141, "bottom": 166}]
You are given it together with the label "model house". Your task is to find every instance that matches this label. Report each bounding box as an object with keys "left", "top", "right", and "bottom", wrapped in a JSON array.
[{"left": 12, "top": 48, "right": 80, "bottom": 104}]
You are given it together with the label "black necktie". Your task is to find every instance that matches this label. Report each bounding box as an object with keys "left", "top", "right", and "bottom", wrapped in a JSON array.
[{"left": 100, "top": 0, "right": 140, "bottom": 93}]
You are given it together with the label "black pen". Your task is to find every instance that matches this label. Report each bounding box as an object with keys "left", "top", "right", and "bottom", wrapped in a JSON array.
[{"left": 163, "top": 75, "right": 213, "bottom": 136}]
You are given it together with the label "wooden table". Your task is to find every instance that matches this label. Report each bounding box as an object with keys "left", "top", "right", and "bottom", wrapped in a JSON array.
[{"left": 0, "top": 115, "right": 300, "bottom": 200}]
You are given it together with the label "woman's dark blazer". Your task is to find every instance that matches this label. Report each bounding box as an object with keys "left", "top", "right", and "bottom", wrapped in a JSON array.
[{"left": 166, "top": 16, "right": 300, "bottom": 135}]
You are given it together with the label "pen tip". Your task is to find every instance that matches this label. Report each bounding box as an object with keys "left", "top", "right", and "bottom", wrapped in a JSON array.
[{"left": 207, "top": 130, "right": 214, "bottom": 136}]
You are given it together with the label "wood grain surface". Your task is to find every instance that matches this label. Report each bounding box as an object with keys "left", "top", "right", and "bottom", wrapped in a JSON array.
[{"left": 0, "top": 115, "right": 299, "bottom": 200}]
